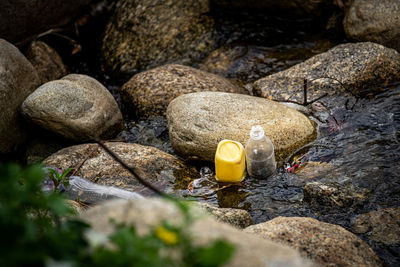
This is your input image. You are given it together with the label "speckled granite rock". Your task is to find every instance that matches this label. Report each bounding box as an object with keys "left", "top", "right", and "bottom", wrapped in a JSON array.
[
  {"left": 196, "top": 202, "right": 253, "bottom": 229},
  {"left": 0, "top": 39, "right": 40, "bottom": 155},
  {"left": 253, "top": 42, "right": 400, "bottom": 99},
  {"left": 81, "top": 198, "right": 313, "bottom": 267},
  {"left": 24, "top": 41, "right": 68, "bottom": 84},
  {"left": 352, "top": 207, "right": 400, "bottom": 245},
  {"left": 344, "top": 0, "right": 400, "bottom": 52},
  {"left": 167, "top": 92, "right": 316, "bottom": 162},
  {"left": 121, "top": 64, "right": 247, "bottom": 118},
  {"left": 0, "top": 0, "right": 91, "bottom": 43},
  {"left": 21, "top": 74, "right": 124, "bottom": 141},
  {"left": 212, "top": 0, "right": 333, "bottom": 17},
  {"left": 43, "top": 142, "right": 199, "bottom": 194},
  {"left": 101, "top": 0, "right": 217, "bottom": 77},
  {"left": 244, "top": 216, "right": 383, "bottom": 267},
  {"left": 303, "top": 181, "right": 370, "bottom": 208}
]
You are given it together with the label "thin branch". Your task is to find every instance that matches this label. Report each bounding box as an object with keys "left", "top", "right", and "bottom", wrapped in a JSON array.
[{"left": 94, "top": 139, "right": 169, "bottom": 198}]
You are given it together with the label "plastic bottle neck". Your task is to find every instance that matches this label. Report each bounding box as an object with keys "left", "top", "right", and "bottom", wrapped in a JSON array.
[{"left": 250, "top": 125, "right": 265, "bottom": 140}]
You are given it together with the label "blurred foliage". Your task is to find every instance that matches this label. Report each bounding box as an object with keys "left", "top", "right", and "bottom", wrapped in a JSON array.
[{"left": 0, "top": 163, "right": 235, "bottom": 266}]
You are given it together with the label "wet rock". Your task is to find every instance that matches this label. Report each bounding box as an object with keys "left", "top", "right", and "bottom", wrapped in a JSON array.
[
  {"left": 344, "top": 0, "right": 400, "bottom": 52},
  {"left": 21, "top": 74, "right": 124, "bottom": 141},
  {"left": 196, "top": 202, "right": 253, "bottom": 229},
  {"left": 121, "top": 64, "right": 247, "bottom": 118},
  {"left": 211, "top": 0, "right": 333, "bottom": 17},
  {"left": 244, "top": 216, "right": 382, "bottom": 267},
  {"left": 42, "top": 142, "right": 199, "bottom": 194},
  {"left": 0, "top": 39, "right": 40, "bottom": 155},
  {"left": 253, "top": 42, "right": 400, "bottom": 99},
  {"left": 24, "top": 41, "right": 68, "bottom": 84},
  {"left": 81, "top": 198, "right": 313, "bottom": 267},
  {"left": 167, "top": 92, "right": 316, "bottom": 162},
  {"left": 101, "top": 0, "right": 217, "bottom": 77},
  {"left": 0, "top": 0, "right": 91, "bottom": 43},
  {"left": 352, "top": 207, "right": 400, "bottom": 245},
  {"left": 303, "top": 181, "right": 370, "bottom": 208}
]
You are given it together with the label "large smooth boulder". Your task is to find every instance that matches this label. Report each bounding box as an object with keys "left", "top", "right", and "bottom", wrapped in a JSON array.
[
  {"left": 121, "top": 64, "right": 247, "bottom": 118},
  {"left": 101, "top": 0, "right": 217, "bottom": 77},
  {"left": 21, "top": 74, "right": 124, "bottom": 141},
  {"left": 344, "top": 0, "right": 400, "bottom": 52},
  {"left": 253, "top": 42, "right": 400, "bottom": 100},
  {"left": 0, "top": 0, "right": 91, "bottom": 43},
  {"left": 43, "top": 142, "right": 199, "bottom": 194},
  {"left": 81, "top": 198, "right": 313, "bottom": 267},
  {"left": 24, "top": 41, "right": 68, "bottom": 84},
  {"left": 167, "top": 92, "right": 316, "bottom": 162},
  {"left": 0, "top": 39, "right": 40, "bottom": 155},
  {"left": 244, "top": 216, "right": 382, "bottom": 267}
]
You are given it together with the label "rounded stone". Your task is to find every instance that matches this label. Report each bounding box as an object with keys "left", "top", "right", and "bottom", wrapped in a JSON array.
[
  {"left": 344, "top": 0, "right": 400, "bottom": 52},
  {"left": 253, "top": 42, "right": 400, "bottom": 100},
  {"left": 101, "top": 0, "right": 217, "bottom": 77},
  {"left": 121, "top": 64, "right": 248, "bottom": 118},
  {"left": 244, "top": 216, "right": 383, "bottom": 267},
  {"left": 21, "top": 74, "right": 124, "bottom": 141},
  {"left": 42, "top": 142, "right": 199, "bottom": 194},
  {"left": 167, "top": 92, "right": 316, "bottom": 162},
  {"left": 81, "top": 198, "right": 313, "bottom": 267},
  {"left": 24, "top": 41, "right": 68, "bottom": 84},
  {"left": 0, "top": 39, "right": 40, "bottom": 155}
]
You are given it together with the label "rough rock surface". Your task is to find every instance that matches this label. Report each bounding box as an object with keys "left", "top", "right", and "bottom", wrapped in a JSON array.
[
  {"left": 344, "top": 0, "right": 400, "bottom": 52},
  {"left": 121, "top": 64, "right": 247, "bottom": 118},
  {"left": 196, "top": 202, "right": 253, "bottom": 229},
  {"left": 43, "top": 142, "right": 199, "bottom": 194},
  {"left": 0, "top": 39, "right": 40, "bottom": 155},
  {"left": 101, "top": 0, "right": 217, "bottom": 77},
  {"left": 244, "top": 216, "right": 382, "bottom": 267},
  {"left": 81, "top": 198, "right": 313, "bottom": 267},
  {"left": 167, "top": 92, "right": 316, "bottom": 161},
  {"left": 303, "top": 181, "right": 370, "bottom": 208},
  {"left": 21, "top": 74, "right": 124, "bottom": 141},
  {"left": 212, "top": 0, "right": 333, "bottom": 17},
  {"left": 0, "top": 0, "right": 91, "bottom": 43},
  {"left": 24, "top": 41, "right": 68, "bottom": 84},
  {"left": 253, "top": 42, "right": 400, "bottom": 99},
  {"left": 352, "top": 207, "right": 400, "bottom": 245}
]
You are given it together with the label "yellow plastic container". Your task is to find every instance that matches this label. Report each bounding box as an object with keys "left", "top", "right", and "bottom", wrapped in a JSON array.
[{"left": 215, "top": 140, "right": 246, "bottom": 182}]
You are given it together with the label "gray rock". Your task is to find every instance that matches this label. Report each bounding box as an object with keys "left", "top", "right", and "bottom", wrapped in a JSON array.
[
  {"left": 352, "top": 207, "right": 400, "bottom": 245},
  {"left": 253, "top": 42, "right": 400, "bottom": 99},
  {"left": 303, "top": 181, "right": 370, "bottom": 208},
  {"left": 167, "top": 92, "right": 316, "bottom": 162},
  {"left": 24, "top": 41, "right": 68, "bottom": 84},
  {"left": 101, "top": 0, "right": 217, "bottom": 77},
  {"left": 42, "top": 142, "right": 199, "bottom": 194},
  {"left": 0, "top": 0, "right": 91, "bottom": 43},
  {"left": 121, "top": 64, "right": 248, "bottom": 118},
  {"left": 21, "top": 74, "right": 124, "bottom": 141},
  {"left": 212, "top": 0, "right": 333, "bottom": 17},
  {"left": 344, "top": 0, "right": 400, "bottom": 52},
  {"left": 196, "top": 202, "right": 253, "bottom": 229},
  {"left": 81, "top": 198, "right": 313, "bottom": 267},
  {"left": 244, "top": 216, "right": 383, "bottom": 267},
  {"left": 0, "top": 39, "right": 40, "bottom": 155}
]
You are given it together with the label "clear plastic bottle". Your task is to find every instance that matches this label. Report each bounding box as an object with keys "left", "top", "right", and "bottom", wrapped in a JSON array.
[{"left": 245, "top": 125, "right": 276, "bottom": 179}]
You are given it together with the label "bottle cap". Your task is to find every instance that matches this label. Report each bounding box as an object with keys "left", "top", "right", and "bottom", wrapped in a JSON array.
[{"left": 250, "top": 125, "right": 264, "bottom": 140}]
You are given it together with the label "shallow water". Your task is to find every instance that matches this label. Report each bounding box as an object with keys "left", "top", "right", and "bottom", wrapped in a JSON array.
[{"left": 58, "top": 8, "right": 399, "bottom": 266}]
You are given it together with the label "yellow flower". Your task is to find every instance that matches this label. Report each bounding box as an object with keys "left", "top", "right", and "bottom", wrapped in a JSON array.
[{"left": 155, "top": 225, "right": 178, "bottom": 245}]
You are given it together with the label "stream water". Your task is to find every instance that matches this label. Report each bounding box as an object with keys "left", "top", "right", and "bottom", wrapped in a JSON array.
[{"left": 45, "top": 8, "right": 399, "bottom": 266}]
